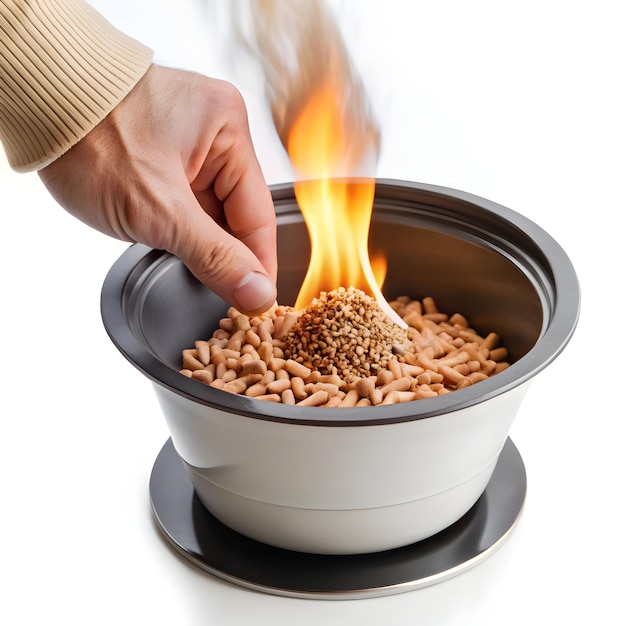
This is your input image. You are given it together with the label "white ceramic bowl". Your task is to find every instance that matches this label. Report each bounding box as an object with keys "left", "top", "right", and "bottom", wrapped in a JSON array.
[{"left": 101, "top": 179, "right": 580, "bottom": 554}]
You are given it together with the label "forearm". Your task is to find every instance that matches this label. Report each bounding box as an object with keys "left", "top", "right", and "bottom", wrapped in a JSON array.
[{"left": 0, "top": 0, "right": 153, "bottom": 172}]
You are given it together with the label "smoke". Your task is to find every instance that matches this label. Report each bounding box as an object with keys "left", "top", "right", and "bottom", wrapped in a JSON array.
[{"left": 232, "top": 0, "right": 380, "bottom": 177}]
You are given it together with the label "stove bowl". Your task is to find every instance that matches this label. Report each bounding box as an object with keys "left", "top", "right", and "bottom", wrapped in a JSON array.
[{"left": 101, "top": 179, "right": 579, "bottom": 554}]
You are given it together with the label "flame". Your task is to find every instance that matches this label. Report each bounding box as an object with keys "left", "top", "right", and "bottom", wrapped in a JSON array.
[
  {"left": 370, "top": 253, "right": 388, "bottom": 288},
  {"left": 291, "top": 178, "right": 376, "bottom": 309},
  {"left": 238, "top": 0, "right": 404, "bottom": 326},
  {"left": 287, "top": 82, "right": 396, "bottom": 323}
]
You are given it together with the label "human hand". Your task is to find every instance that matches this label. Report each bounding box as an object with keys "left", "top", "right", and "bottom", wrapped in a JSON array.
[{"left": 39, "top": 65, "right": 277, "bottom": 315}]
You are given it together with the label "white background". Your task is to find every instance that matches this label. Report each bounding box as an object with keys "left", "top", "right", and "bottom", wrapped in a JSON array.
[{"left": 1, "top": 1, "right": 623, "bottom": 624}]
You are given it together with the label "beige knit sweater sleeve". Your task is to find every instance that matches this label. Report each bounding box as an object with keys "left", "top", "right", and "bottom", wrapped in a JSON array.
[{"left": 0, "top": 0, "right": 153, "bottom": 172}]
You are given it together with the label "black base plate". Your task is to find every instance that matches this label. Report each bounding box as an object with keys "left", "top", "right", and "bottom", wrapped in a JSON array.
[{"left": 149, "top": 437, "right": 526, "bottom": 599}]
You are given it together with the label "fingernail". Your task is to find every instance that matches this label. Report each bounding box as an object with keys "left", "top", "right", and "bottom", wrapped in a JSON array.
[{"left": 232, "top": 271, "right": 275, "bottom": 314}]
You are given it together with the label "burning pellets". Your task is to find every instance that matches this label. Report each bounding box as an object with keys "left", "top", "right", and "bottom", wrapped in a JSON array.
[
  {"left": 284, "top": 286, "right": 415, "bottom": 381},
  {"left": 179, "top": 288, "right": 511, "bottom": 407}
]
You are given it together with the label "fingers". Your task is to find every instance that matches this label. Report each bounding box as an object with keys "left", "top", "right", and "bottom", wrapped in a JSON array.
[
  {"left": 185, "top": 149, "right": 278, "bottom": 313},
  {"left": 192, "top": 165, "right": 277, "bottom": 283},
  {"left": 189, "top": 82, "right": 278, "bottom": 283},
  {"left": 170, "top": 184, "right": 277, "bottom": 315},
  {"left": 185, "top": 86, "right": 278, "bottom": 311}
]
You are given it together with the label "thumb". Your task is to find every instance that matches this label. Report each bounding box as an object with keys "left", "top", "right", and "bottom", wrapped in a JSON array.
[{"left": 169, "top": 198, "right": 277, "bottom": 316}]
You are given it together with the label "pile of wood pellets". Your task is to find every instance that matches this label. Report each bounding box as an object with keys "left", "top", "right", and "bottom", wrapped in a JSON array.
[{"left": 180, "top": 286, "right": 510, "bottom": 407}]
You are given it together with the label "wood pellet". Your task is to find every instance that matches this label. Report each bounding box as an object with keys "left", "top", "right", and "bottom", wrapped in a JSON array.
[{"left": 179, "top": 286, "right": 510, "bottom": 408}]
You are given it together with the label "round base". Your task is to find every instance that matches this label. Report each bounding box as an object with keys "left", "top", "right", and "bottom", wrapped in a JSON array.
[{"left": 149, "top": 437, "right": 526, "bottom": 600}]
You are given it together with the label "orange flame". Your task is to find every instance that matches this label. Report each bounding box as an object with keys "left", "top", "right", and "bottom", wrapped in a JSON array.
[
  {"left": 238, "top": 0, "right": 403, "bottom": 325},
  {"left": 287, "top": 82, "right": 403, "bottom": 325},
  {"left": 286, "top": 82, "right": 376, "bottom": 306}
]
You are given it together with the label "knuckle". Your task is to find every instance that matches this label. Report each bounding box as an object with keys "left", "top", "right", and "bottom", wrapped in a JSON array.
[
  {"left": 205, "top": 79, "right": 247, "bottom": 120},
  {"left": 193, "top": 239, "right": 239, "bottom": 283}
]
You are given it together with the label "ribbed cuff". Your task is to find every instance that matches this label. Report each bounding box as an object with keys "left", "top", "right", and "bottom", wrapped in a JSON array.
[{"left": 0, "top": 0, "right": 154, "bottom": 172}]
